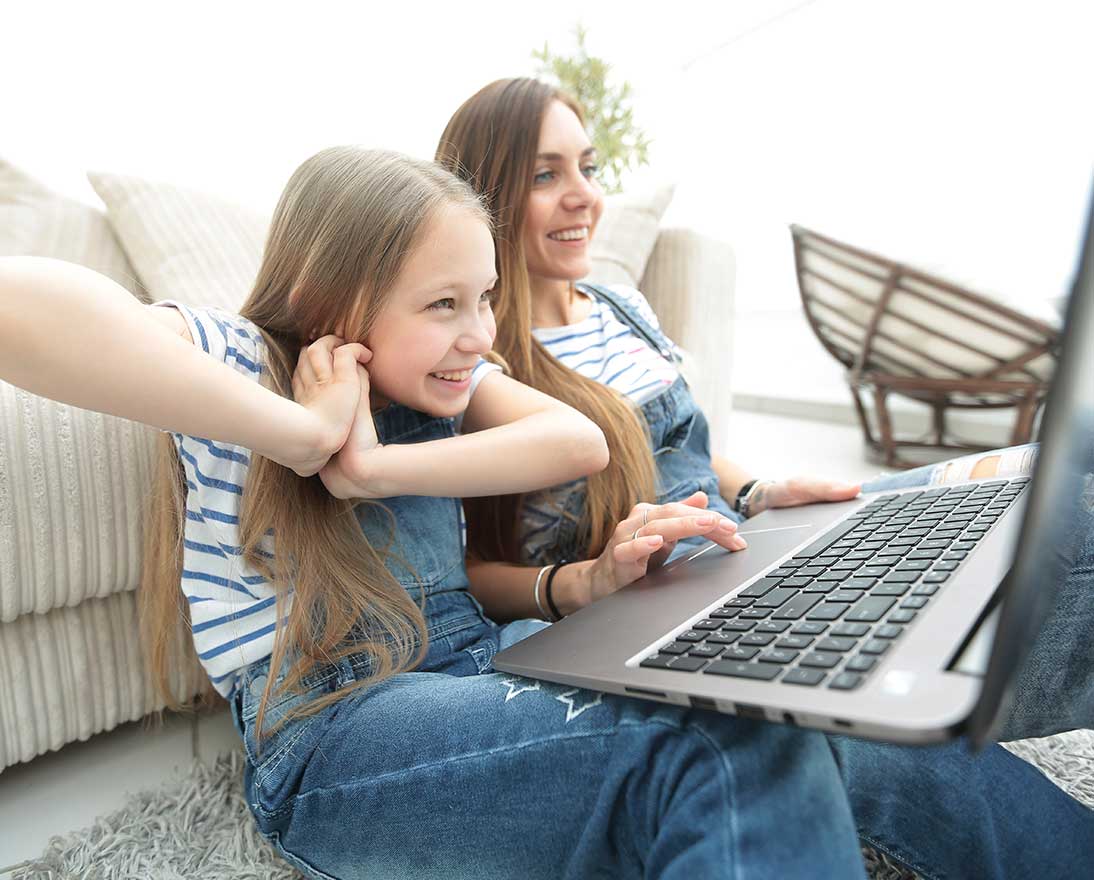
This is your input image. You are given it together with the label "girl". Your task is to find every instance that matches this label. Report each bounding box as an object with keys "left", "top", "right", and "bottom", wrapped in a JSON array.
[
  {"left": 0, "top": 148, "right": 872, "bottom": 878},
  {"left": 436, "top": 78, "right": 1094, "bottom": 879}
]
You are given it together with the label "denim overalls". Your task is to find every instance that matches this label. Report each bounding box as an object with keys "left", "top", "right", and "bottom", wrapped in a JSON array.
[
  {"left": 229, "top": 400, "right": 869, "bottom": 880},
  {"left": 520, "top": 283, "right": 741, "bottom": 570}
]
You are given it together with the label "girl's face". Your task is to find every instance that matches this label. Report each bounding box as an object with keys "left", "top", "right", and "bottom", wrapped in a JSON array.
[
  {"left": 522, "top": 100, "right": 604, "bottom": 286},
  {"left": 365, "top": 206, "right": 498, "bottom": 416}
]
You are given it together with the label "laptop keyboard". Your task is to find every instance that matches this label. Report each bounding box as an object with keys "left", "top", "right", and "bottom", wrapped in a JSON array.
[{"left": 640, "top": 478, "right": 1029, "bottom": 691}]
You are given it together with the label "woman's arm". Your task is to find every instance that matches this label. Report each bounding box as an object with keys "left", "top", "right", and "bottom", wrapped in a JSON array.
[
  {"left": 0, "top": 257, "right": 359, "bottom": 475},
  {"left": 326, "top": 370, "right": 610, "bottom": 499}
]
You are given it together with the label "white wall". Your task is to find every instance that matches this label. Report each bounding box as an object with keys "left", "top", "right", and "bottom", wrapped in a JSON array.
[{"left": 6, "top": 0, "right": 1091, "bottom": 316}]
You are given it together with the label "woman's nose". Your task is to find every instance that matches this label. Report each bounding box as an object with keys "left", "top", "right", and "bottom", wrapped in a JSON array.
[{"left": 561, "top": 170, "right": 596, "bottom": 209}]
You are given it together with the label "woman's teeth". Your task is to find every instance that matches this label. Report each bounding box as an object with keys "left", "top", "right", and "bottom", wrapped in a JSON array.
[
  {"left": 430, "top": 369, "right": 472, "bottom": 381},
  {"left": 548, "top": 227, "right": 588, "bottom": 241}
]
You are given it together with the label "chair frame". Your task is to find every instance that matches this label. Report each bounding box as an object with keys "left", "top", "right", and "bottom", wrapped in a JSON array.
[{"left": 791, "top": 225, "right": 1060, "bottom": 468}]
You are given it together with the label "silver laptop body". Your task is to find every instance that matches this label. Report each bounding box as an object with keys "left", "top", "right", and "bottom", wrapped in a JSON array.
[{"left": 494, "top": 195, "right": 1094, "bottom": 746}]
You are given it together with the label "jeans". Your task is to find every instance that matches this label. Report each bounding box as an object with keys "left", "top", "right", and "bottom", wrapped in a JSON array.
[{"left": 231, "top": 594, "right": 867, "bottom": 880}]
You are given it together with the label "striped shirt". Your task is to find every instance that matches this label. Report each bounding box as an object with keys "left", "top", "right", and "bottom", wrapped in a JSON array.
[
  {"left": 533, "top": 284, "right": 680, "bottom": 404},
  {"left": 156, "top": 300, "right": 498, "bottom": 697}
]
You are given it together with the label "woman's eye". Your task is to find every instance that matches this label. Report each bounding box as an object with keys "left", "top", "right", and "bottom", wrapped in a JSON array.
[
  {"left": 480, "top": 290, "right": 498, "bottom": 306},
  {"left": 427, "top": 298, "right": 455, "bottom": 311},
  {"left": 533, "top": 170, "right": 554, "bottom": 185},
  {"left": 582, "top": 163, "right": 599, "bottom": 178}
]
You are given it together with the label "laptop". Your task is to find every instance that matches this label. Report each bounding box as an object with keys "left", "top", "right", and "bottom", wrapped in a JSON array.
[{"left": 494, "top": 194, "right": 1094, "bottom": 745}]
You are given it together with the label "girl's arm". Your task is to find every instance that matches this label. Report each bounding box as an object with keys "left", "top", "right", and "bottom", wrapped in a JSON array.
[
  {"left": 0, "top": 257, "right": 359, "bottom": 475},
  {"left": 328, "top": 369, "right": 610, "bottom": 498}
]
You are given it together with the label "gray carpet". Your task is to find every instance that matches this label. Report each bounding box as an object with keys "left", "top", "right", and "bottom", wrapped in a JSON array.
[{"left": 11, "top": 730, "right": 1094, "bottom": 880}]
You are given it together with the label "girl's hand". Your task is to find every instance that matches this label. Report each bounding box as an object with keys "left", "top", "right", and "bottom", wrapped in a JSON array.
[
  {"left": 319, "top": 358, "right": 385, "bottom": 500},
  {"left": 581, "top": 491, "right": 747, "bottom": 607},
  {"left": 288, "top": 336, "right": 370, "bottom": 477},
  {"left": 750, "top": 477, "right": 861, "bottom": 516}
]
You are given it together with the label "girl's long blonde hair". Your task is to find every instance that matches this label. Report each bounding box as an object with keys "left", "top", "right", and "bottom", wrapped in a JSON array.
[
  {"left": 139, "top": 148, "right": 491, "bottom": 739},
  {"left": 436, "top": 78, "right": 658, "bottom": 562}
]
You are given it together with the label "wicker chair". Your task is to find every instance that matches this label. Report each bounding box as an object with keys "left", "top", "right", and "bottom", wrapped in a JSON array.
[{"left": 790, "top": 225, "right": 1061, "bottom": 468}]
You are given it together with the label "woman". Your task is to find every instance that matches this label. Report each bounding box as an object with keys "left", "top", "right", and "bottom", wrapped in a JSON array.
[{"left": 436, "top": 77, "right": 1094, "bottom": 878}]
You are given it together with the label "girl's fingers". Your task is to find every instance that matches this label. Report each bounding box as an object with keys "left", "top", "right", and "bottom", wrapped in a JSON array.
[
  {"left": 307, "top": 336, "right": 342, "bottom": 384},
  {"left": 637, "top": 515, "right": 748, "bottom": 551},
  {"left": 331, "top": 343, "right": 367, "bottom": 384},
  {"left": 296, "top": 344, "right": 317, "bottom": 387}
]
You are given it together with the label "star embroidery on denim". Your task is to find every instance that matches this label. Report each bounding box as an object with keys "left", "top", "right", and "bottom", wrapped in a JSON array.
[
  {"left": 555, "top": 688, "right": 603, "bottom": 722},
  {"left": 500, "top": 676, "right": 541, "bottom": 702}
]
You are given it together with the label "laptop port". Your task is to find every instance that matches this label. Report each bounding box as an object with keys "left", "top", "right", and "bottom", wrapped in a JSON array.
[
  {"left": 626, "top": 687, "right": 668, "bottom": 699},
  {"left": 735, "top": 703, "right": 766, "bottom": 720},
  {"left": 689, "top": 695, "right": 718, "bottom": 711},
  {"left": 782, "top": 712, "right": 797, "bottom": 726},
  {"left": 833, "top": 718, "right": 853, "bottom": 729}
]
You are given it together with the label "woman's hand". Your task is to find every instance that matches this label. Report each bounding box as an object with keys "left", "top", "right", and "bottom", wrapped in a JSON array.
[
  {"left": 318, "top": 357, "right": 387, "bottom": 500},
  {"left": 749, "top": 477, "right": 861, "bottom": 516},
  {"left": 577, "top": 491, "right": 747, "bottom": 608},
  {"left": 287, "top": 336, "right": 371, "bottom": 477}
]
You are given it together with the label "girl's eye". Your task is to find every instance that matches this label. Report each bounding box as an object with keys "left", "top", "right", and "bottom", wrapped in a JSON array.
[
  {"left": 582, "top": 163, "right": 599, "bottom": 179},
  {"left": 427, "top": 298, "right": 455, "bottom": 311},
  {"left": 533, "top": 169, "right": 554, "bottom": 185}
]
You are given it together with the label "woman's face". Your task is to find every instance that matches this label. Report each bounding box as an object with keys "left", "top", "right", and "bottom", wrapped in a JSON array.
[
  {"left": 365, "top": 205, "right": 498, "bottom": 417},
  {"left": 521, "top": 100, "right": 604, "bottom": 286}
]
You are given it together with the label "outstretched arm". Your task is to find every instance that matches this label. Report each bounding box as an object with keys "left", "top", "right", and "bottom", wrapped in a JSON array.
[
  {"left": 320, "top": 368, "right": 611, "bottom": 499},
  {"left": 0, "top": 257, "right": 362, "bottom": 476}
]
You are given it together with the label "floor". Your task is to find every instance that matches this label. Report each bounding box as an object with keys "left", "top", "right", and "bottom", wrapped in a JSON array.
[{"left": 0, "top": 409, "right": 891, "bottom": 873}]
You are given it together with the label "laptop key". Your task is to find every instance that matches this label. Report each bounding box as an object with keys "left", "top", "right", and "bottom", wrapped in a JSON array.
[
  {"left": 676, "top": 630, "right": 707, "bottom": 642},
  {"left": 669, "top": 656, "right": 709, "bottom": 671},
  {"left": 755, "top": 588, "right": 801, "bottom": 608},
  {"left": 872, "top": 582, "right": 910, "bottom": 597},
  {"left": 722, "top": 645, "right": 760, "bottom": 661},
  {"left": 755, "top": 621, "right": 792, "bottom": 634},
  {"left": 771, "top": 593, "right": 823, "bottom": 620},
  {"left": 816, "top": 636, "right": 857, "bottom": 652},
  {"left": 792, "top": 621, "right": 829, "bottom": 635},
  {"left": 827, "top": 590, "right": 863, "bottom": 603},
  {"left": 829, "top": 672, "right": 864, "bottom": 690},
  {"left": 860, "top": 639, "right": 890, "bottom": 655},
  {"left": 923, "top": 573, "right": 951, "bottom": 583},
  {"left": 875, "top": 624, "right": 904, "bottom": 639},
  {"left": 758, "top": 648, "right": 799, "bottom": 664},
  {"left": 739, "top": 608, "right": 773, "bottom": 619},
  {"left": 721, "top": 620, "right": 755, "bottom": 632},
  {"left": 640, "top": 654, "right": 675, "bottom": 669},
  {"left": 913, "top": 583, "right": 939, "bottom": 596},
  {"left": 704, "top": 660, "right": 781, "bottom": 681},
  {"left": 896, "top": 560, "right": 932, "bottom": 571},
  {"left": 739, "top": 633, "right": 776, "bottom": 647},
  {"left": 689, "top": 644, "right": 725, "bottom": 658},
  {"left": 888, "top": 609, "right": 917, "bottom": 623},
  {"left": 710, "top": 608, "right": 742, "bottom": 619},
  {"left": 779, "top": 576, "right": 812, "bottom": 588},
  {"left": 883, "top": 571, "right": 921, "bottom": 583},
  {"left": 800, "top": 651, "right": 842, "bottom": 669},
  {"left": 794, "top": 519, "right": 860, "bottom": 558},
  {"left": 806, "top": 603, "right": 847, "bottom": 621},
  {"left": 724, "top": 597, "right": 754, "bottom": 608},
  {"left": 775, "top": 635, "right": 814, "bottom": 650},
  {"left": 933, "top": 561, "right": 960, "bottom": 571},
  {"left": 900, "top": 596, "right": 929, "bottom": 609},
  {"left": 739, "top": 577, "right": 782, "bottom": 598},
  {"left": 858, "top": 566, "right": 891, "bottom": 579},
  {"left": 693, "top": 619, "right": 723, "bottom": 630},
  {"left": 844, "top": 577, "right": 877, "bottom": 590},
  {"left": 846, "top": 596, "right": 896, "bottom": 622},
  {"left": 831, "top": 622, "right": 870, "bottom": 637},
  {"left": 659, "top": 641, "right": 692, "bottom": 655},
  {"left": 706, "top": 632, "right": 742, "bottom": 645},
  {"left": 845, "top": 654, "right": 877, "bottom": 672},
  {"left": 782, "top": 668, "right": 827, "bottom": 686}
]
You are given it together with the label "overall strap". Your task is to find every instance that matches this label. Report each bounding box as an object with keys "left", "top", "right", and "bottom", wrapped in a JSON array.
[{"left": 577, "top": 282, "right": 681, "bottom": 366}]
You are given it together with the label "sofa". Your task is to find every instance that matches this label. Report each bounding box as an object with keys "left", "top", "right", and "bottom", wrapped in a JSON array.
[{"left": 0, "top": 159, "right": 736, "bottom": 773}]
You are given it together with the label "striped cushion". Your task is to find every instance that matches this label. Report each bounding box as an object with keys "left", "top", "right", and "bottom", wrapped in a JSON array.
[
  {"left": 88, "top": 172, "right": 267, "bottom": 311},
  {"left": 0, "top": 161, "right": 158, "bottom": 622},
  {"left": 588, "top": 184, "right": 675, "bottom": 288}
]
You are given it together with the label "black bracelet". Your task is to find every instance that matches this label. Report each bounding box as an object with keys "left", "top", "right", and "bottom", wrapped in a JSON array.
[{"left": 544, "top": 560, "right": 567, "bottom": 622}]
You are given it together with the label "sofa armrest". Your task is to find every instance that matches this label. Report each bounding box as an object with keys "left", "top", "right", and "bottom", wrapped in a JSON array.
[{"left": 639, "top": 227, "right": 736, "bottom": 457}]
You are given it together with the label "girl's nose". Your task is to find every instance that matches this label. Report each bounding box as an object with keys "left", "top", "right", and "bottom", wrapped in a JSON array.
[{"left": 458, "top": 316, "right": 494, "bottom": 353}]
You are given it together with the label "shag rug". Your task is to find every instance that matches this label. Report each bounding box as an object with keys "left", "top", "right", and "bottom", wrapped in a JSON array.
[{"left": 11, "top": 730, "right": 1094, "bottom": 880}]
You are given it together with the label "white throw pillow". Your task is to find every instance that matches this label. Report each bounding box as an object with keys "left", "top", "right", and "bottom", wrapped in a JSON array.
[
  {"left": 587, "top": 184, "right": 675, "bottom": 288},
  {"left": 88, "top": 172, "right": 267, "bottom": 312}
]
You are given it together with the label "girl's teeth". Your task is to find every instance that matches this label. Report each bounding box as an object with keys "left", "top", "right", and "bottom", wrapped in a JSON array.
[{"left": 432, "top": 370, "right": 471, "bottom": 381}]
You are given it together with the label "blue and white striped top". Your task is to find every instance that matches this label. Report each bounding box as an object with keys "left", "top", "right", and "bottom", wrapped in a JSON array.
[
  {"left": 533, "top": 284, "right": 680, "bottom": 404},
  {"left": 156, "top": 301, "right": 497, "bottom": 697}
]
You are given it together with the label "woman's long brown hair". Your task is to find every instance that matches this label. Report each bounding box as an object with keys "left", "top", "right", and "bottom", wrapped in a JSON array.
[
  {"left": 436, "top": 78, "right": 658, "bottom": 563},
  {"left": 139, "top": 148, "right": 491, "bottom": 742}
]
